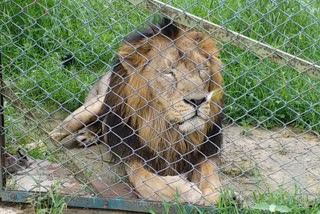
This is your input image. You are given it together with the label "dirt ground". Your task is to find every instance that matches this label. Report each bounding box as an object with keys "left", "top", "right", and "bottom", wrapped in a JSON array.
[
  {"left": 67, "top": 124, "right": 320, "bottom": 202},
  {"left": 0, "top": 202, "right": 31, "bottom": 214},
  {"left": 7, "top": 122, "right": 320, "bottom": 206},
  {"left": 221, "top": 124, "right": 320, "bottom": 203}
]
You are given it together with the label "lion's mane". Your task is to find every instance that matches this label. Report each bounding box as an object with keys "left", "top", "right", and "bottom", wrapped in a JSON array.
[{"left": 102, "top": 19, "right": 223, "bottom": 177}]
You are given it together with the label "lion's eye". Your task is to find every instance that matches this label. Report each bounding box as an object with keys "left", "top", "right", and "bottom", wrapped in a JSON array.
[
  {"left": 200, "top": 69, "right": 209, "bottom": 79},
  {"left": 163, "top": 70, "right": 175, "bottom": 77}
]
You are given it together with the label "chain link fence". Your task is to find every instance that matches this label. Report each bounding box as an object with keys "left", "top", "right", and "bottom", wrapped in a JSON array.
[{"left": 1, "top": 0, "right": 320, "bottom": 212}]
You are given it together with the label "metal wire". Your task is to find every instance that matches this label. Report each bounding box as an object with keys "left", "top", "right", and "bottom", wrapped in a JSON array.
[{"left": 0, "top": 0, "right": 320, "bottom": 210}]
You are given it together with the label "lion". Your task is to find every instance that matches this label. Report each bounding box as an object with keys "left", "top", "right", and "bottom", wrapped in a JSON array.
[{"left": 50, "top": 18, "right": 224, "bottom": 205}]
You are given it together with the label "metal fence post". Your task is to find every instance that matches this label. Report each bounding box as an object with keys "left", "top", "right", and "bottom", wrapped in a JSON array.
[{"left": 0, "top": 35, "right": 6, "bottom": 195}]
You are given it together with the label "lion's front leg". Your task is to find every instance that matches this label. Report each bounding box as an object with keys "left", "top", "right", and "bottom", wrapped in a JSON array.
[
  {"left": 191, "top": 158, "right": 222, "bottom": 206},
  {"left": 127, "top": 160, "right": 202, "bottom": 204},
  {"left": 49, "top": 96, "right": 104, "bottom": 142}
]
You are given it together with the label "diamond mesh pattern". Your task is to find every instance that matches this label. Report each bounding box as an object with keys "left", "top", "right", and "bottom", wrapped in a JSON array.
[{"left": 1, "top": 0, "right": 320, "bottom": 209}]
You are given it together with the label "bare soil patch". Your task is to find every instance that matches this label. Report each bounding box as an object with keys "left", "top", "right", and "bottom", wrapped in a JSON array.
[
  {"left": 221, "top": 124, "right": 320, "bottom": 202},
  {"left": 8, "top": 122, "right": 320, "bottom": 204}
]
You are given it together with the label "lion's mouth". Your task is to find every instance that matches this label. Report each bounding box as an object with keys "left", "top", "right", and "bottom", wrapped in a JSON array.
[
  {"left": 176, "top": 114, "right": 207, "bottom": 133},
  {"left": 177, "top": 114, "right": 206, "bottom": 125}
]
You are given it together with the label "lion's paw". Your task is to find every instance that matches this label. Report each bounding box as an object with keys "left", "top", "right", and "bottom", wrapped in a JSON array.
[
  {"left": 177, "top": 182, "right": 202, "bottom": 204},
  {"left": 201, "top": 188, "right": 221, "bottom": 206},
  {"left": 146, "top": 176, "right": 202, "bottom": 204},
  {"left": 49, "top": 130, "right": 67, "bottom": 142},
  {"left": 75, "top": 129, "right": 98, "bottom": 146}
]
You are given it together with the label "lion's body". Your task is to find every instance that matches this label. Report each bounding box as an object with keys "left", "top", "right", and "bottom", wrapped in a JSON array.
[
  {"left": 104, "top": 59, "right": 222, "bottom": 176},
  {"left": 50, "top": 19, "right": 224, "bottom": 205}
]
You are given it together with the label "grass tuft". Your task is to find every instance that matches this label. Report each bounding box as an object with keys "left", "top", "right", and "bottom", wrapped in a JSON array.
[
  {"left": 149, "top": 186, "right": 320, "bottom": 213},
  {"left": 30, "top": 183, "right": 67, "bottom": 214}
]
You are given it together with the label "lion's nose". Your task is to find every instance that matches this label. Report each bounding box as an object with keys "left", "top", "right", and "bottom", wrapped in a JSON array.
[{"left": 183, "top": 97, "right": 207, "bottom": 107}]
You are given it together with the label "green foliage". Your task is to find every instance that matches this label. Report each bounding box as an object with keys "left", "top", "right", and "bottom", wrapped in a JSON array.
[
  {"left": 149, "top": 187, "right": 320, "bottom": 214},
  {"left": 1, "top": 0, "right": 320, "bottom": 132},
  {"left": 250, "top": 186, "right": 320, "bottom": 214},
  {"left": 251, "top": 203, "right": 291, "bottom": 213},
  {"left": 1, "top": 0, "right": 149, "bottom": 111},
  {"left": 30, "top": 183, "right": 67, "bottom": 214},
  {"left": 3, "top": 103, "right": 57, "bottom": 160}
]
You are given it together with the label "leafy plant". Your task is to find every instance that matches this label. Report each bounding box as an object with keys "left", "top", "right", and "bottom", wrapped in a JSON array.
[
  {"left": 30, "top": 183, "right": 67, "bottom": 214},
  {"left": 251, "top": 202, "right": 291, "bottom": 213}
]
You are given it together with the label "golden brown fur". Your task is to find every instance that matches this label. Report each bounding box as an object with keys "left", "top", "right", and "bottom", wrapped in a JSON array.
[{"left": 50, "top": 19, "right": 224, "bottom": 205}]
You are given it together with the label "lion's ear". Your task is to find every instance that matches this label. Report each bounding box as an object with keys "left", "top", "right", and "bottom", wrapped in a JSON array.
[
  {"left": 187, "top": 32, "right": 219, "bottom": 57},
  {"left": 187, "top": 32, "right": 223, "bottom": 90},
  {"left": 118, "top": 39, "right": 152, "bottom": 73}
]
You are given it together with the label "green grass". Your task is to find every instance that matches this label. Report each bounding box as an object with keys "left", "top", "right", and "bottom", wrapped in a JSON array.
[
  {"left": 30, "top": 182, "right": 67, "bottom": 214},
  {"left": 149, "top": 187, "right": 320, "bottom": 214},
  {"left": 1, "top": 0, "right": 320, "bottom": 143},
  {"left": 1, "top": 0, "right": 150, "bottom": 111}
]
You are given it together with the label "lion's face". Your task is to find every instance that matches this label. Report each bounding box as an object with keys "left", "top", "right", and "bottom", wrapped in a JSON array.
[
  {"left": 143, "top": 47, "right": 216, "bottom": 133},
  {"left": 105, "top": 20, "right": 223, "bottom": 176},
  {"left": 119, "top": 29, "right": 223, "bottom": 134}
]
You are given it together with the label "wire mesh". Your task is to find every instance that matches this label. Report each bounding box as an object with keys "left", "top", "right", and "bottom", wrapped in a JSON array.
[{"left": 1, "top": 0, "right": 320, "bottom": 210}]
